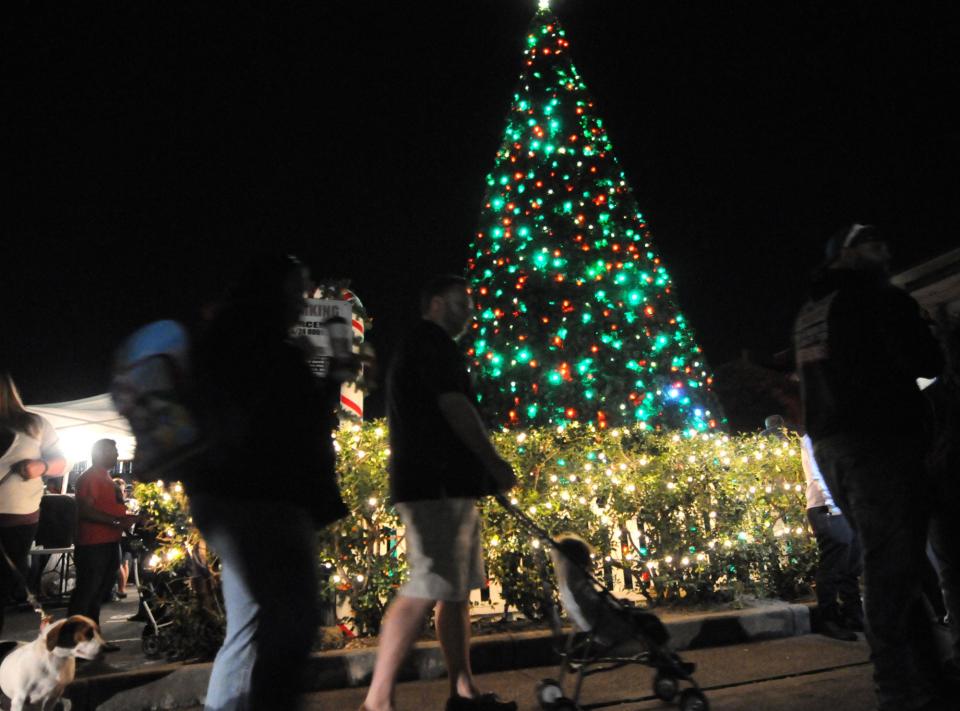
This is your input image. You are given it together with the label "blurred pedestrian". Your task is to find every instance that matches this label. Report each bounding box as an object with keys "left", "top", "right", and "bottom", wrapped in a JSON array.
[
  {"left": 362, "top": 276, "right": 517, "bottom": 711},
  {"left": 188, "top": 253, "right": 351, "bottom": 711},
  {"left": 794, "top": 223, "right": 946, "bottom": 711},
  {"left": 0, "top": 371, "right": 66, "bottom": 634}
]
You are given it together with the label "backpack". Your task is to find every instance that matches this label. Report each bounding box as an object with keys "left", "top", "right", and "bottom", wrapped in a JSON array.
[{"left": 111, "top": 320, "right": 204, "bottom": 483}]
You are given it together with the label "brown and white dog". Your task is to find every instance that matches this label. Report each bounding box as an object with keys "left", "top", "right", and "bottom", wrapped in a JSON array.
[{"left": 0, "top": 615, "right": 104, "bottom": 711}]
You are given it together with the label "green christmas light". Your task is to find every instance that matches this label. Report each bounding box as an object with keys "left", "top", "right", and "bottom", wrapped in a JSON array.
[{"left": 465, "top": 4, "right": 723, "bottom": 432}]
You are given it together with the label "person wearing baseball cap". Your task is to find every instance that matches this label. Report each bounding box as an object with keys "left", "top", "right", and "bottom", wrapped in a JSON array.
[
  {"left": 822, "top": 223, "right": 890, "bottom": 271},
  {"left": 794, "top": 223, "right": 948, "bottom": 710}
]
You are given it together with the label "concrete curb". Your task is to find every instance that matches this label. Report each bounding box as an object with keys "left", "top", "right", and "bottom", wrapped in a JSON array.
[{"left": 66, "top": 602, "right": 811, "bottom": 710}]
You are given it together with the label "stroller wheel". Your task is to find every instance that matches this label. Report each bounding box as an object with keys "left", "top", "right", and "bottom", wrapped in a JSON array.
[
  {"left": 142, "top": 626, "right": 163, "bottom": 659},
  {"left": 536, "top": 678, "right": 564, "bottom": 709},
  {"left": 679, "top": 688, "right": 710, "bottom": 711},
  {"left": 653, "top": 672, "right": 679, "bottom": 702}
]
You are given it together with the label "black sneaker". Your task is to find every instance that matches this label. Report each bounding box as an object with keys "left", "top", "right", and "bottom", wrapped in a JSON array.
[
  {"left": 821, "top": 619, "right": 858, "bottom": 641},
  {"left": 841, "top": 608, "right": 865, "bottom": 631},
  {"left": 101, "top": 642, "right": 122, "bottom": 653},
  {"left": 445, "top": 694, "right": 518, "bottom": 711},
  {"left": 844, "top": 616, "right": 865, "bottom": 632}
]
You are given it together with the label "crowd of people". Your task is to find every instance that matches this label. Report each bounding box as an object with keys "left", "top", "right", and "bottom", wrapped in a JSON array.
[
  {"left": 0, "top": 260, "right": 520, "bottom": 711},
  {"left": 1, "top": 225, "right": 958, "bottom": 711},
  {"left": 0, "top": 375, "right": 145, "bottom": 652},
  {"left": 178, "top": 259, "right": 517, "bottom": 711}
]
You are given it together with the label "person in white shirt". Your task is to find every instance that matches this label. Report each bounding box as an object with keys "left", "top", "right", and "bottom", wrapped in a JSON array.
[
  {"left": 0, "top": 372, "right": 66, "bottom": 634},
  {"left": 801, "top": 433, "right": 864, "bottom": 641}
]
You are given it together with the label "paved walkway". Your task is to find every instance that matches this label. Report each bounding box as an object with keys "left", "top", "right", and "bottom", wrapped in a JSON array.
[
  {"left": 2, "top": 594, "right": 886, "bottom": 710},
  {"left": 185, "top": 635, "right": 876, "bottom": 710}
]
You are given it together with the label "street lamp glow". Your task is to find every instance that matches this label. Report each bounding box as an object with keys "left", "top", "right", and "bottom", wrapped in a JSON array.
[{"left": 538, "top": 0, "right": 550, "bottom": 10}]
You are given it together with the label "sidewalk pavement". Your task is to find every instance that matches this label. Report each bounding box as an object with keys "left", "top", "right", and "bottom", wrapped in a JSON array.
[
  {"left": 36, "top": 598, "right": 817, "bottom": 710},
  {"left": 286, "top": 635, "right": 874, "bottom": 711},
  {"left": 2, "top": 587, "right": 173, "bottom": 676}
]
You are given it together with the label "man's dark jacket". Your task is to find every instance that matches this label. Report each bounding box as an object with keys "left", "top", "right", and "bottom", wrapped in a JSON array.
[
  {"left": 187, "top": 306, "right": 348, "bottom": 528},
  {"left": 794, "top": 268, "right": 943, "bottom": 443}
]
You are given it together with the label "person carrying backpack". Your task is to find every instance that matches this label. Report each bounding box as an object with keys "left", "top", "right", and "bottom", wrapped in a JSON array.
[{"left": 187, "top": 253, "right": 353, "bottom": 711}]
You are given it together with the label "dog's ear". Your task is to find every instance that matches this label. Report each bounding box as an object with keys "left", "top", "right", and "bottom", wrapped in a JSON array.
[
  {"left": 45, "top": 620, "right": 67, "bottom": 652},
  {"left": 49, "top": 617, "right": 96, "bottom": 651}
]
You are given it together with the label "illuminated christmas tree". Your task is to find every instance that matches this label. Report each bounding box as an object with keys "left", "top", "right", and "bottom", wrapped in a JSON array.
[{"left": 466, "top": 2, "right": 722, "bottom": 433}]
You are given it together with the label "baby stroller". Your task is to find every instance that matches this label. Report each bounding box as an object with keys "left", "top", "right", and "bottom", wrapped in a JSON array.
[
  {"left": 494, "top": 494, "right": 709, "bottom": 711},
  {"left": 129, "top": 534, "right": 223, "bottom": 660},
  {"left": 126, "top": 536, "right": 176, "bottom": 658}
]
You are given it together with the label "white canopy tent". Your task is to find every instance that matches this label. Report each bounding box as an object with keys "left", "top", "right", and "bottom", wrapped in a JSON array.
[{"left": 28, "top": 394, "right": 135, "bottom": 464}]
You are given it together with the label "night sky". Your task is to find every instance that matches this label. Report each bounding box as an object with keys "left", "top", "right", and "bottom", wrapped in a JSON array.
[{"left": 4, "top": 1, "right": 958, "bottom": 413}]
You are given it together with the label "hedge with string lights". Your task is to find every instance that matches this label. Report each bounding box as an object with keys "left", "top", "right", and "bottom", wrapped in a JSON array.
[
  {"left": 327, "top": 421, "right": 815, "bottom": 634},
  {"left": 130, "top": 481, "right": 224, "bottom": 660},
  {"left": 137, "top": 421, "right": 815, "bottom": 645},
  {"left": 481, "top": 424, "right": 815, "bottom": 619}
]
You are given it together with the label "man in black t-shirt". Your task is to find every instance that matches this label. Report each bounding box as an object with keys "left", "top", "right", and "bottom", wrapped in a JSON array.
[{"left": 363, "top": 276, "right": 517, "bottom": 711}]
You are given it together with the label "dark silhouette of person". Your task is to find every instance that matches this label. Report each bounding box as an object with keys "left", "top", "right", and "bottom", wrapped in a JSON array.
[
  {"left": 923, "top": 315, "right": 960, "bottom": 678},
  {"left": 188, "top": 253, "right": 351, "bottom": 711},
  {"left": 794, "top": 224, "right": 947, "bottom": 711}
]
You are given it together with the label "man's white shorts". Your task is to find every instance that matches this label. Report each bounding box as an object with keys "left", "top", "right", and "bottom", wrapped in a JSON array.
[{"left": 396, "top": 497, "right": 486, "bottom": 602}]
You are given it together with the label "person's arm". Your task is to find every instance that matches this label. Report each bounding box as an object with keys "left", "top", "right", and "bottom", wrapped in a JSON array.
[
  {"left": 437, "top": 392, "right": 516, "bottom": 490},
  {"left": 76, "top": 480, "right": 136, "bottom": 528},
  {"left": 18, "top": 456, "right": 65, "bottom": 480},
  {"left": 17, "top": 417, "right": 67, "bottom": 480},
  {"left": 76, "top": 496, "right": 131, "bottom": 527},
  {"left": 880, "top": 290, "right": 944, "bottom": 379},
  {"left": 41, "top": 456, "right": 66, "bottom": 478}
]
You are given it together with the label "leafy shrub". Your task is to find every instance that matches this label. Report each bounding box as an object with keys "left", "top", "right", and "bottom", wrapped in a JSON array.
[
  {"left": 131, "top": 481, "right": 224, "bottom": 660},
  {"left": 482, "top": 425, "right": 815, "bottom": 613},
  {"left": 136, "top": 422, "right": 815, "bottom": 651}
]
